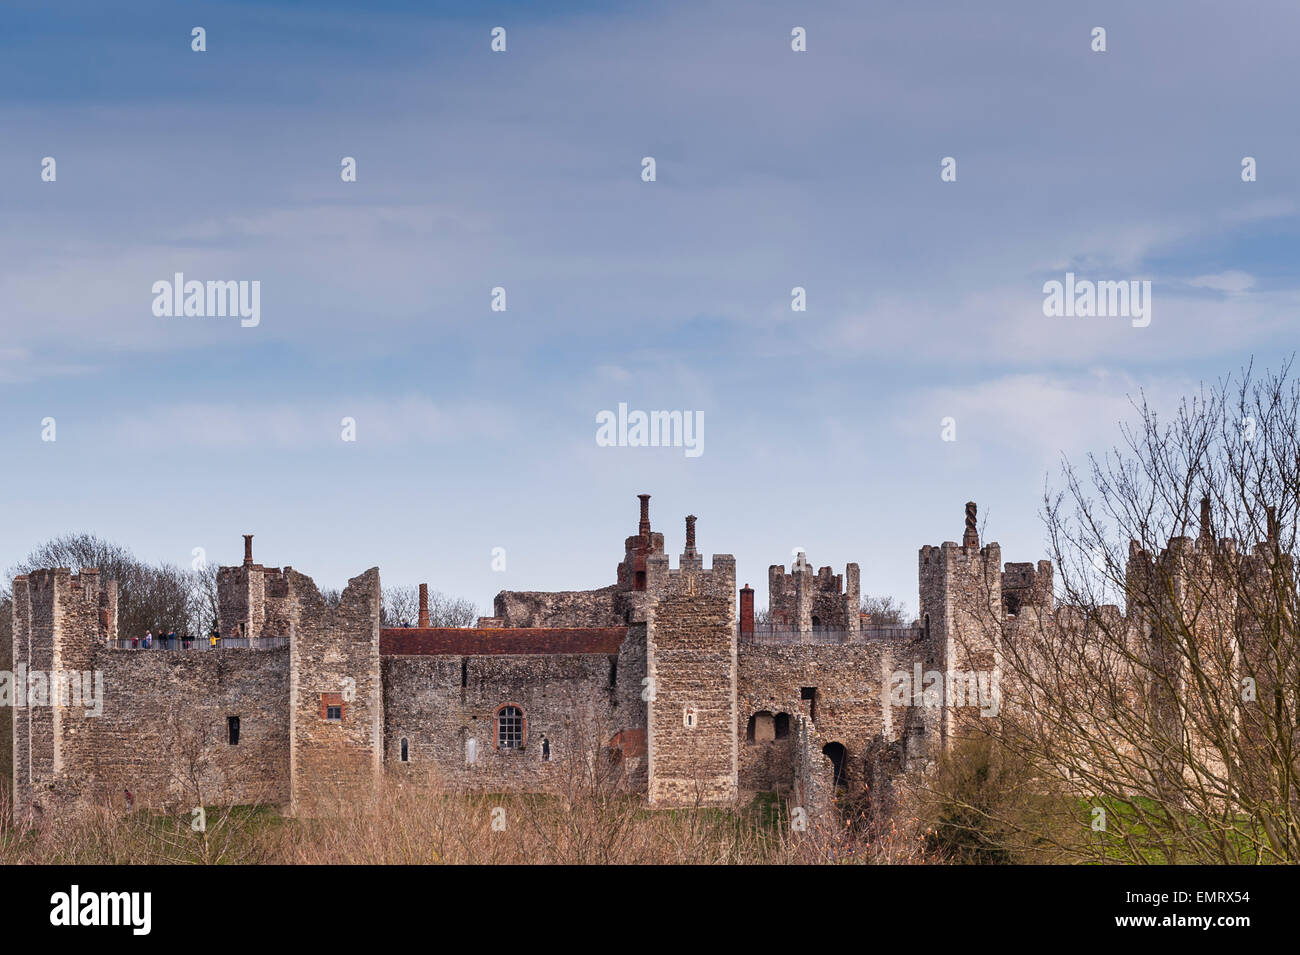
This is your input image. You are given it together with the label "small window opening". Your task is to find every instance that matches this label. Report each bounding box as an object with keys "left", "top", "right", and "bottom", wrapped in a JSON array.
[
  {"left": 400, "top": 737, "right": 409, "bottom": 762},
  {"left": 326, "top": 705, "right": 342, "bottom": 721},
  {"left": 774, "top": 712, "right": 791, "bottom": 739},
  {"left": 227, "top": 716, "right": 240, "bottom": 745},
  {"left": 542, "top": 737, "right": 551, "bottom": 761},
  {"left": 461, "top": 658, "right": 468, "bottom": 688},
  {"left": 801, "top": 687, "right": 817, "bottom": 722}
]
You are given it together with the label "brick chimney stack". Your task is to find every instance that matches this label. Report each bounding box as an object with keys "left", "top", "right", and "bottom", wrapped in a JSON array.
[
  {"left": 418, "top": 583, "right": 430, "bottom": 628},
  {"left": 1199, "top": 496, "right": 1213, "bottom": 540},
  {"left": 685, "top": 514, "right": 697, "bottom": 555},
  {"left": 963, "top": 502, "right": 979, "bottom": 549},
  {"left": 1267, "top": 505, "right": 1279, "bottom": 543},
  {"left": 739, "top": 583, "right": 754, "bottom": 634},
  {"left": 638, "top": 493, "right": 651, "bottom": 538},
  {"left": 243, "top": 534, "right": 254, "bottom": 566}
]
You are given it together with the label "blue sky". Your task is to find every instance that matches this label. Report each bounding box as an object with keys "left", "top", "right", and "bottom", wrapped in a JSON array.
[{"left": 2, "top": 0, "right": 1297, "bottom": 617}]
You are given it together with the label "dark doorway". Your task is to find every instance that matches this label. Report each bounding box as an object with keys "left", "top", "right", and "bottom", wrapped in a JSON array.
[{"left": 822, "top": 742, "right": 847, "bottom": 789}]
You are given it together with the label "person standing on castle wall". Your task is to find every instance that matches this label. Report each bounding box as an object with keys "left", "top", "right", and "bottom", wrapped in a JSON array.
[{"left": 167, "top": 628, "right": 176, "bottom": 649}]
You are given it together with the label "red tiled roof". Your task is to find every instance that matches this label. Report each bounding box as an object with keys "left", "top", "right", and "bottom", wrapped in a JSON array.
[{"left": 380, "top": 627, "right": 627, "bottom": 656}]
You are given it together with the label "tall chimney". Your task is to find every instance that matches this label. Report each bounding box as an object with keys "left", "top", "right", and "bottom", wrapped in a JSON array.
[
  {"left": 740, "top": 584, "right": 754, "bottom": 634},
  {"left": 1267, "top": 506, "right": 1279, "bottom": 543},
  {"left": 638, "top": 493, "right": 651, "bottom": 538},
  {"left": 243, "top": 534, "right": 254, "bottom": 566},
  {"left": 1199, "top": 496, "right": 1213, "bottom": 539},
  {"left": 418, "top": 583, "right": 430, "bottom": 628},
  {"left": 685, "top": 514, "right": 697, "bottom": 555},
  {"left": 963, "top": 502, "right": 979, "bottom": 549}
]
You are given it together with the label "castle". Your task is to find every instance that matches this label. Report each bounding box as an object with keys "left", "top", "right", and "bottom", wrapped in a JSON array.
[{"left": 9, "top": 492, "right": 1280, "bottom": 820}]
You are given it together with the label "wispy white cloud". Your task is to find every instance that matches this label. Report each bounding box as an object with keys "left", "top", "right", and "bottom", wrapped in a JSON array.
[{"left": 111, "top": 396, "right": 513, "bottom": 449}]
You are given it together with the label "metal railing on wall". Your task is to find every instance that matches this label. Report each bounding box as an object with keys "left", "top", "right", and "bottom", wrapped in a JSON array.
[
  {"left": 738, "top": 626, "right": 923, "bottom": 646},
  {"left": 107, "top": 636, "right": 289, "bottom": 651}
]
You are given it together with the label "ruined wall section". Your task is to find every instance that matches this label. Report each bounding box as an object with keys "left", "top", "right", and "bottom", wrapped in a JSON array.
[
  {"left": 1001, "top": 561, "right": 1054, "bottom": 616},
  {"left": 493, "top": 586, "right": 622, "bottom": 628},
  {"left": 737, "top": 634, "right": 931, "bottom": 794},
  {"left": 790, "top": 714, "right": 833, "bottom": 825},
  {"left": 289, "top": 567, "right": 382, "bottom": 814},
  {"left": 217, "top": 563, "right": 294, "bottom": 639}
]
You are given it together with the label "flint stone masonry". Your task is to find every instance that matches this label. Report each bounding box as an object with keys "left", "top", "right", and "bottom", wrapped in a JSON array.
[
  {"left": 493, "top": 588, "right": 623, "bottom": 628},
  {"left": 769, "top": 557, "right": 861, "bottom": 633},
  {"left": 29, "top": 496, "right": 1248, "bottom": 825},
  {"left": 737, "top": 633, "right": 933, "bottom": 796}
]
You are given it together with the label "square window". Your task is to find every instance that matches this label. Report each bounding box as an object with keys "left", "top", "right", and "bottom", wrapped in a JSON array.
[{"left": 326, "top": 705, "right": 342, "bottom": 721}]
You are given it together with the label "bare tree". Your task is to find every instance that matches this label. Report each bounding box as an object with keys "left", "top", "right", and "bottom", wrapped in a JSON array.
[
  {"left": 951, "top": 360, "right": 1300, "bottom": 863},
  {"left": 381, "top": 584, "right": 480, "bottom": 627},
  {"left": 6, "top": 534, "right": 202, "bottom": 642},
  {"left": 861, "top": 594, "right": 909, "bottom": 625}
]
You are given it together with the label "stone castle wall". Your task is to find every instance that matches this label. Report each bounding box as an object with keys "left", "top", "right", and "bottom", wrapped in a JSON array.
[
  {"left": 10, "top": 496, "right": 1096, "bottom": 821},
  {"left": 382, "top": 645, "right": 643, "bottom": 793},
  {"left": 737, "top": 634, "right": 935, "bottom": 795},
  {"left": 494, "top": 587, "right": 623, "bottom": 628}
]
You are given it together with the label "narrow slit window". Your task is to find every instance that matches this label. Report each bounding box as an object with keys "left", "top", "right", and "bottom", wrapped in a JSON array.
[{"left": 227, "top": 716, "right": 240, "bottom": 745}]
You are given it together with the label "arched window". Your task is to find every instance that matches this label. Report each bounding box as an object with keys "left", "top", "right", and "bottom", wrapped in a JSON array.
[
  {"left": 496, "top": 704, "right": 525, "bottom": 749},
  {"left": 400, "top": 737, "right": 409, "bottom": 762},
  {"left": 746, "top": 711, "right": 775, "bottom": 744}
]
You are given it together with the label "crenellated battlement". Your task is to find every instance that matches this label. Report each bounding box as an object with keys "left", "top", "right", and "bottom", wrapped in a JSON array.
[
  {"left": 23, "top": 490, "right": 1276, "bottom": 824},
  {"left": 767, "top": 553, "right": 860, "bottom": 634}
]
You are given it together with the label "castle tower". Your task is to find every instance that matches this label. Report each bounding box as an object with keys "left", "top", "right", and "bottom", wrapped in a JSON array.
[
  {"left": 644, "top": 511, "right": 738, "bottom": 806},
  {"left": 917, "top": 501, "right": 1003, "bottom": 749},
  {"left": 767, "top": 554, "right": 860, "bottom": 634},
  {"left": 10, "top": 568, "right": 116, "bottom": 818}
]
